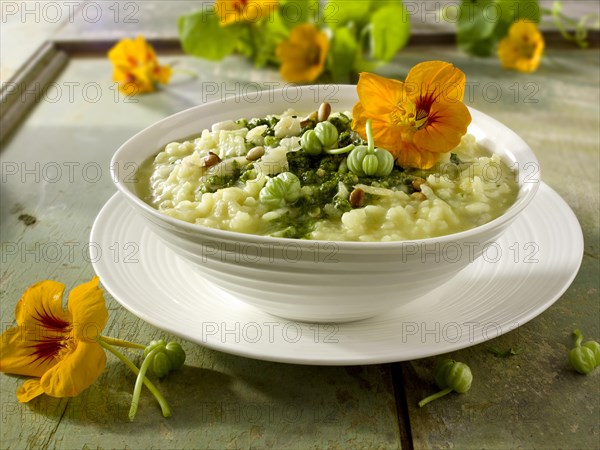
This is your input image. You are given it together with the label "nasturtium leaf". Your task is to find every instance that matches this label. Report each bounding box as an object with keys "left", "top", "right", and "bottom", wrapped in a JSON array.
[
  {"left": 178, "top": 9, "right": 240, "bottom": 60},
  {"left": 370, "top": 4, "right": 411, "bottom": 61},
  {"left": 330, "top": 27, "right": 359, "bottom": 83},
  {"left": 324, "top": 0, "right": 372, "bottom": 28},
  {"left": 279, "top": 0, "right": 319, "bottom": 28},
  {"left": 252, "top": 11, "right": 290, "bottom": 67}
]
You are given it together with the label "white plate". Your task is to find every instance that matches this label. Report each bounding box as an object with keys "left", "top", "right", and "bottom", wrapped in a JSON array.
[{"left": 91, "top": 183, "right": 583, "bottom": 365}]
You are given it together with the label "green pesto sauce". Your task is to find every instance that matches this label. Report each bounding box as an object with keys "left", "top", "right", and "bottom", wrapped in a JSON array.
[{"left": 202, "top": 147, "right": 418, "bottom": 239}]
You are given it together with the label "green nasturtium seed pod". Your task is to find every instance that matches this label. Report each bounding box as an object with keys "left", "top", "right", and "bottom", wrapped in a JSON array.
[
  {"left": 347, "top": 145, "right": 369, "bottom": 176},
  {"left": 165, "top": 341, "right": 186, "bottom": 370},
  {"left": 144, "top": 339, "right": 164, "bottom": 357},
  {"left": 151, "top": 352, "right": 172, "bottom": 378},
  {"left": 374, "top": 147, "right": 395, "bottom": 176},
  {"left": 301, "top": 130, "right": 323, "bottom": 155},
  {"left": 569, "top": 330, "right": 599, "bottom": 375},
  {"left": 569, "top": 346, "right": 597, "bottom": 375},
  {"left": 144, "top": 339, "right": 187, "bottom": 378},
  {"left": 346, "top": 119, "right": 394, "bottom": 177},
  {"left": 418, "top": 358, "right": 473, "bottom": 407},
  {"left": 259, "top": 172, "right": 301, "bottom": 208},
  {"left": 583, "top": 340, "right": 600, "bottom": 366},
  {"left": 441, "top": 360, "right": 473, "bottom": 393},
  {"left": 314, "top": 121, "right": 339, "bottom": 149},
  {"left": 433, "top": 358, "right": 456, "bottom": 390},
  {"left": 362, "top": 154, "right": 379, "bottom": 176}
]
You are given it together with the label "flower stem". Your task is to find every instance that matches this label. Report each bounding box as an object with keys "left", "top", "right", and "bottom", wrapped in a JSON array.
[
  {"left": 172, "top": 68, "right": 198, "bottom": 78},
  {"left": 418, "top": 387, "right": 453, "bottom": 408},
  {"left": 100, "top": 335, "right": 145, "bottom": 350},
  {"left": 97, "top": 338, "right": 171, "bottom": 419},
  {"left": 129, "top": 348, "right": 160, "bottom": 421},
  {"left": 573, "top": 329, "right": 583, "bottom": 347},
  {"left": 365, "top": 119, "right": 375, "bottom": 153},
  {"left": 324, "top": 144, "right": 355, "bottom": 155}
]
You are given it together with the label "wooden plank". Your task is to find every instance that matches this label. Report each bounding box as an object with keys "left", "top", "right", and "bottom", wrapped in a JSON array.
[{"left": 0, "top": 42, "right": 68, "bottom": 144}]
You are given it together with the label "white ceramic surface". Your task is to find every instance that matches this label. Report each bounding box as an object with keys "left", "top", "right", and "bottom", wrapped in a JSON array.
[
  {"left": 91, "top": 183, "right": 582, "bottom": 365},
  {"left": 110, "top": 85, "right": 541, "bottom": 322}
]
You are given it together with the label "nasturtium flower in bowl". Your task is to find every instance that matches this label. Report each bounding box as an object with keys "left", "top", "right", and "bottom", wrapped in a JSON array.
[{"left": 352, "top": 61, "right": 472, "bottom": 169}]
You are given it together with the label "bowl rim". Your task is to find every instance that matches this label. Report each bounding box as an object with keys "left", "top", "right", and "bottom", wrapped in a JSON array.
[{"left": 110, "top": 84, "right": 541, "bottom": 248}]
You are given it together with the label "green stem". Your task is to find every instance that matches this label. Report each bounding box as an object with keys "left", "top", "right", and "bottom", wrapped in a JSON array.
[
  {"left": 365, "top": 119, "right": 374, "bottom": 153},
  {"left": 97, "top": 338, "right": 171, "bottom": 419},
  {"left": 359, "top": 24, "right": 373, "bottom": 58},
  {"left": 100, "top": 335, "right": 145, "bottom": 350},
  {"left": 171, "top": 68, "right": 198, "bottom": 78},
  {"left": 418, "top": 387, "right": 453, "bottom": 408},
  {"left": 546, "top": 2, "right": 593, "bottom": 48},
  {"left": 324, "top": 144, "right": 355, "bottom": 155},
  {"left": 129, "top": 347, "right": 161, "bottom": 421},
  {"left": 573, "top": 329, "right": 583, "bottom": 347}
]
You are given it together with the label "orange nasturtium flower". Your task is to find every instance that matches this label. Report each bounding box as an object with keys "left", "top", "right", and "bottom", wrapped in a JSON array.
[
  {"left": 0, "top": 277, "right": 107, "bottom": 402},
  {"left": 276, "top": 23, "right": 329, "bottom": 83},
  {"left": 108, "top": 36, "right": 172, "bottom": 95},
  {"left": 352, "top": 62, "right": 472, "bottom": 169},
  {"left": 215, "top": 0, "right": 278, "bottom": 26},
  {"left": 497, "top": 20, "right": 545, "bottom": 73}
]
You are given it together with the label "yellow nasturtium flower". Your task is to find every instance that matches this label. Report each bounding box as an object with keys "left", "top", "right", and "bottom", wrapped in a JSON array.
[
  {"left": 0, "top": 277, "right": 108, "bottom": 402},
  {"left": 276, "top": 23, "right": 329, "bottom": 83},
  {"left": 108, "top": 36, "right": 172, "bottom": 95},
  {"left": 351, "top": 62, "right": 472, "bottom": 169},
  {"left": 498, "top": 20, "right": 545, "bottom": 73},
  {"left": 215, "top": 0, "right": 278, "bottom": 26}
]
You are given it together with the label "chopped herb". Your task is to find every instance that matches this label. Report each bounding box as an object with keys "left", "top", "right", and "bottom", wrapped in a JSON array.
[
  {"left": 450, "top": 153, "right": 462, "bottom": 165},
  {"left": 264, "top": 135, "right": 280, "bottom": 147}
]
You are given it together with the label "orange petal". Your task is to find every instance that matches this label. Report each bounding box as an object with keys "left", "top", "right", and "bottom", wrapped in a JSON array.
[
  {"left": 39, "top": 341, "right": 106, "bottom": 398},
  {"left": 395, "top": 143, "right": 441, "bottom": 169},
  {"left": 313, "top": 30, "right": 330, "bottom": 79},
  {"left": 498, "top": 21, "right": 544, "bottom": 73},
  {"left": 277, "top": 24, "right": 328, "bottom": 83},
  {"left": 68, "top": 277, "right": 107, "bottom": 343},
  {"left": 16, "top": 379, "right": 45, "bottom": 402},
  {"left": 154, "top": 65, "right": 172, "bottom": 85},
  {"left": 352, "top": 102, "right": 407, "bottom": 153},
  {"left": 216, "top": 0, "right": 276, "bottom": 25},
  {"left": 356, "top": 72, "right": 405, "bottom": 116},
  {"left": 14, "top": 280, "right": 71, "bottom": 332},
  {"left": 414, "top": 101, "right": 471, "bottom": 153},
  {"left": 351, "top": 102, "right": 368, "bottom": 138},
  {"left": 369, "top": 119, "right": 409, "bottom": 154},
  {"left": 2, "top": 280, "right": 72, "bottom": 378},
  {"left": 406, "top": 61, "right": 467, "bottom": 103},
  {"left": 0, "top": 325, "right": 58, "bottom": 377}
]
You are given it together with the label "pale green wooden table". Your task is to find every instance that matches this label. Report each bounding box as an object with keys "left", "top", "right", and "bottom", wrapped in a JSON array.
[{"left": 1, "top": 3, "right": 599, "bottom": 449}]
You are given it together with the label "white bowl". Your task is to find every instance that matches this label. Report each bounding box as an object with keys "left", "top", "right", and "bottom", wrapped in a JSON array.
[{"left": 111, "top": 85, "right": 540, "bottom": 323}]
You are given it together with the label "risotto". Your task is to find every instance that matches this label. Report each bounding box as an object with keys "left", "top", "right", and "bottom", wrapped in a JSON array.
[{"left": 138, "top": 108, "right": 519, "bottom": 241}]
